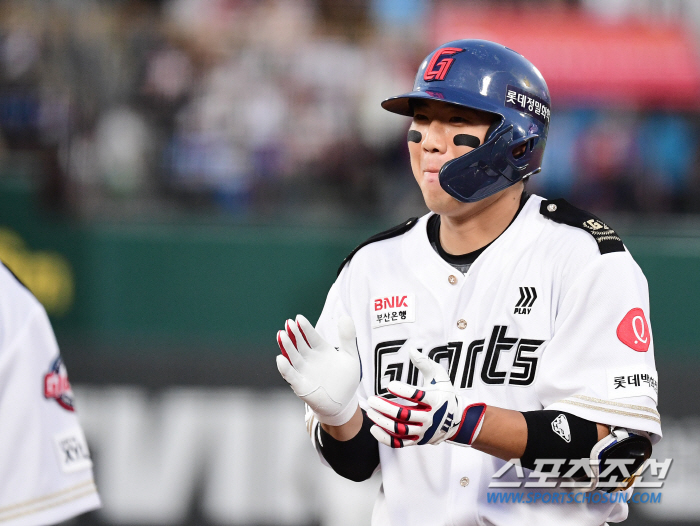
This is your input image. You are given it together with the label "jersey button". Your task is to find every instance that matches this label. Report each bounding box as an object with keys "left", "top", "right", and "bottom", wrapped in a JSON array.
[
  {"left": 460, "top": 477, "right": 470, "bottom": 487},
  {"left": 457, "top": 319, "right": 467, "bottom": 330},
  {"left": 448, "top": 275, "right": 458, "bottom": 285}
]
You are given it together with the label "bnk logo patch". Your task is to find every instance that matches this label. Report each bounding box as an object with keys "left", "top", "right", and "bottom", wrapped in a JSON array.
[
  {"left": 423, "top": 47, "right": 463, "bottom": 82},
  {"left": 371, "top": 294, "right": 415, "bottom": 328},
  {"left": 616, "top": 308, "right": 650, "bottom": 352}
]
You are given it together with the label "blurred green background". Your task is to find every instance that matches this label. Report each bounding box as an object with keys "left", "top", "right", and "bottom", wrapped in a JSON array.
[{"left": 3, "top": 179, "right": 698, "bottom": 362}]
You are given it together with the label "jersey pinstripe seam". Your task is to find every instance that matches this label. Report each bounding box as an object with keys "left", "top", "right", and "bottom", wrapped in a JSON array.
[
  {"left": 568, "top": 394, "right": 660, "bottom": 416},
  {"left": 0, "top": 480, "right": 96, "bottom": 518},
  {"left": 0, "top": 488, "right": 97, "bottom": 523},
  {"left": 557, "top": 400, "right": 661, "bottom": 424}
]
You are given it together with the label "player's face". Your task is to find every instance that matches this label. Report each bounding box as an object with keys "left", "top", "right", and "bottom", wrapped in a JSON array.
[{"left": 408, "top": 100, "right": 496, "bottom": 216}]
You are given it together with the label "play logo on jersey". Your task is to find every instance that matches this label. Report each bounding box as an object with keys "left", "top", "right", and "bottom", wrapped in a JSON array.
[
  {"left": 616, "top": 308, "right": 650, "bottom": 352},
  {"left": 514, "top": 286, "right": 537, "bottom": 314},
  {"left": 44, "top": 355, "right": 75, "bottom": 411},
  {"left": 371, "top": 294, "right": 415, "bottom": 328}
]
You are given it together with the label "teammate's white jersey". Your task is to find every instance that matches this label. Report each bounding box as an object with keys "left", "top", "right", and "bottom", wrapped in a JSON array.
[
  {"left": 314, "top": 194, "right": 661, "bottom": 526},
  {"left": 0, "top": 264, "right": 100, "bottom": 525}
]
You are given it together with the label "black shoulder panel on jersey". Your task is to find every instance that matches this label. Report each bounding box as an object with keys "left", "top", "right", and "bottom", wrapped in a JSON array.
[
  {"left": 337, "top": 217, "right": 419, "bottom": 276},
  {"left": 539, "top": 199, "right": 625, "bottom": 255}
]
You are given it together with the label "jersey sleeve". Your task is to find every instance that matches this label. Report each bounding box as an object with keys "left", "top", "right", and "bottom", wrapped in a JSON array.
[
  {"left": 535, "top": 251, "right": 662, "bottom": 442},
  {"left": 0, "top": 286, "right": 100, "bottom": 526}
]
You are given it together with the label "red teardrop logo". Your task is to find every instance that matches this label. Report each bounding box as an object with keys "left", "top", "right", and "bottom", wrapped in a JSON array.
[{"left": 616, "top": 308, "right": 650, "bottom": 352}]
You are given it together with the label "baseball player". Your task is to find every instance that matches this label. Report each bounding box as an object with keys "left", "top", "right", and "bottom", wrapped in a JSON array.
[
  {"left": 277, "top": 40, "right": 660, "bottom": 525},
  {"left": 0, "top": 263, "right": 100, "bottom": 525}
]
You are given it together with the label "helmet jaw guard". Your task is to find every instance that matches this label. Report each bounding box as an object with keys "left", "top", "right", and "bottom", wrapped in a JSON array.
[
  {"left": 383, "top": 40, "right": 550, "bottom": 203},
  {"left": 440, "top": 124, "right": 545, "bottom": 203}
]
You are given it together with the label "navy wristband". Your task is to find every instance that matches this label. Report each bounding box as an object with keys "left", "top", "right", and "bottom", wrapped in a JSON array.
[{"left": 451, "top": 403, "right": 487, "bottom": 445}]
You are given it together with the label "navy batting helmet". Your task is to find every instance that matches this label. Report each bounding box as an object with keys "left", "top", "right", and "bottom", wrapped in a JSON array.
[{"left": 382, "top": 39, "right": 551, "bottom": 203}]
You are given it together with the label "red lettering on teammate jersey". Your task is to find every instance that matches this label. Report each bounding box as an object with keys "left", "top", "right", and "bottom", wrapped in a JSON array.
[
  {"left": 423, "top": 47, "right": 464, "bottom": 82},
  {"left": 43, "top": 355, "right": 75, "bottom": 411},
  {"left": 616, "top": 308, "right": 650, "bottom": 352},
  {"left": 45, "top": 372, "right": 71, "bottom": 399},
  {"left": 375, "top": 296, "right": 408, "bottom": 311}
]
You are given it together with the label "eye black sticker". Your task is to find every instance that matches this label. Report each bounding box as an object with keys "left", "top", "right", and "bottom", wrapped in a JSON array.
[
  {"left": 407, "top": 130, "right": 422, "bottom": 143},
  {"left": 453, "top": 134, "right": 480, "bottom": 148}
]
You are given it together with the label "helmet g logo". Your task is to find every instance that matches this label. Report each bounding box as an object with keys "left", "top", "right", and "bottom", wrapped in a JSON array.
[{"left": 424, "top": 47, "right": 464, "bottom": 82}]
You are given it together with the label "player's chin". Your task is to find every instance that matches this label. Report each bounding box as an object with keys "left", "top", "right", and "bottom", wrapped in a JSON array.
[{"left": 421, "top": 188, "right": 465, "bottom": 216}]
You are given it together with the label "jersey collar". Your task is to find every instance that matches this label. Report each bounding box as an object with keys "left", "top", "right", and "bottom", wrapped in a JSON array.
[{"left": 401, "top": 195, "right": 545, "bottom": 300}]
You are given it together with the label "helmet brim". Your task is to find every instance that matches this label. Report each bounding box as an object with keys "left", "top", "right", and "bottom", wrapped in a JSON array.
[{"left": 381, "top": 87, "right": 505, "bottom": 119}]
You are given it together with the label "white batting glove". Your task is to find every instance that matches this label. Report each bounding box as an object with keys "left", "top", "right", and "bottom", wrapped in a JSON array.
[
  {"left": 366, "top": 348, "right": 486, "bottom": 448},
  {"left": 276, "top": 315, "right": 361, "bottom": 426}
]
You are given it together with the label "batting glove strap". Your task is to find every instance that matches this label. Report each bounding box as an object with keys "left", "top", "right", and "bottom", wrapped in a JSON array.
[
  {"left": 448, "top": 403, "right": 487, "bottom": 447},
  {"left": 315, "top": 394, "right": 360, "bottom": 426}
]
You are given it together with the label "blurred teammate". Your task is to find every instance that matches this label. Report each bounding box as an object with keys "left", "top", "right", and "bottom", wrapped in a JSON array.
[
  {"left": 0, "top": 263, "right": 100, "bottom": 525},
  {"left": 276, "top": 40, "right": 661, "bottom": 524}
]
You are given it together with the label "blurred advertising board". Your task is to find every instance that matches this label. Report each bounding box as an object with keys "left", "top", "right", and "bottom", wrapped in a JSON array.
[{"left": 432, "top": 5, "right": 700, "bottom": 108}]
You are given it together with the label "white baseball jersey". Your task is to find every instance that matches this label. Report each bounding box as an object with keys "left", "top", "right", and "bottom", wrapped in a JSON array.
[
  {"left": 313, "top": 194, "right": 661, "bottom": 526},
  {"left": 0, "top": 264, "right": 100, "bottom": 525}
]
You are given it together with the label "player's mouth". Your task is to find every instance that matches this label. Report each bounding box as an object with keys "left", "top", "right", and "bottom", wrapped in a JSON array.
[{"left": 422, "top": 169, "right": 441, "bottom": 183}]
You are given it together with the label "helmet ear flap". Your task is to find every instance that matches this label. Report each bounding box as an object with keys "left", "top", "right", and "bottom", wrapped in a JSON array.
[{"left": 508, "top": 136, "right": 539, "bottom": 168}]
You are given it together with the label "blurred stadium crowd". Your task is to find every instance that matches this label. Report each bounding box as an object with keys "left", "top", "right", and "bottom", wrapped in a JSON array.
[{"left": 2, "top": 0, "right": 700, "bottom": 222}]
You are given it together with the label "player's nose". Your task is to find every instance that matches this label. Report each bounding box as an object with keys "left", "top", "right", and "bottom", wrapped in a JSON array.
[{"left": 421, "top": 120, "right": 447, "bottom": 154}]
